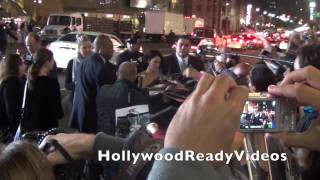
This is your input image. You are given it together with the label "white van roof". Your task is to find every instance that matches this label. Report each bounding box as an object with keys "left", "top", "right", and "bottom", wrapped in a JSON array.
[{"left": 49, "top": 13, "right": 82, "bottom": 18}]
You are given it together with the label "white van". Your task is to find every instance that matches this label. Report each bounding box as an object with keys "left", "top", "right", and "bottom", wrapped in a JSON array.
[{"left": 41, "top": 13, "right": 83, "bottom": 42}]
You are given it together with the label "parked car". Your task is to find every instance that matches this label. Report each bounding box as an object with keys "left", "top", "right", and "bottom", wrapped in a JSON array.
[{"left": 47, "top": 31, "right": 125, "bottom": 69}]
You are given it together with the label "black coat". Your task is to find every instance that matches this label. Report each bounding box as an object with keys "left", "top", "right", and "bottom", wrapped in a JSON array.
[
  {"left": 0, "top": 76, "right": 23, "bottom": 132},
  {"left": 70, "top": 53, "right": 116, "bottom": 133},
  {"left": 0, "top": 24, "right": 17, "bottom": 54},
  {"left": 23, "top": 76, "right": 63, "bottom": 132},
  {"left": 96, "top": 79, "right": 148, "bottom": 135},
  {"left": 162, "top": 53, "right": 205, "bottom": 75},
  {"left": 116, "top": 50, "right": 145, "bottom": 72}
]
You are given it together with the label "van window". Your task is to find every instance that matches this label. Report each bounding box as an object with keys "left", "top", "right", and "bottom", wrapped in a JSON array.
[
  {"left": 72, "top": 17, "right": 76, "bottom": 25},
  {"left": 48, "top": 16, "right": 71, "bottom": 26},
  {"left": 76, "top": 18, "right": 82, "bottom": 26}
]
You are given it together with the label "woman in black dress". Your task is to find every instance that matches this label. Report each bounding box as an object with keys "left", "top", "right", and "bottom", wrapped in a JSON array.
[
  {"left": 0, "top": 54, "right": 26, "bottom": 142},
  {"left": 23, "top": 48, "right": 63, "bottom": 132}
]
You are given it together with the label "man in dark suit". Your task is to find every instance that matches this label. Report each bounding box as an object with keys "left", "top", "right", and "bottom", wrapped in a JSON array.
[
  {"left": 97, "top": 62, "right": 148, "bottom": 136},
  {"left": 162, "top": 36, "right": 204, "bottom": 76},
  {"left": 70, "top": 35, "right": 116, "bottom": 133}
]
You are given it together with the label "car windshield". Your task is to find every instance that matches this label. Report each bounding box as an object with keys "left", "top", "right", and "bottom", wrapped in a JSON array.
[
  {"left": 194, "top": 29, "right": 213, "bottom": 38},
  {"left": 190, "top": 38, "right": 202, "bottom": 46},
  {"left": 59, "top": 34, "right": 96, "bottom": 43},
  {"left": 48, "top": 16, "right": 71, "bottom": 26}
]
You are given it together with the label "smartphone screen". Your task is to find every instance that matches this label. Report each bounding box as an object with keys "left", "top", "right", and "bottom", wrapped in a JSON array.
[{"left": 240, "top": 100, "right": 277, "bottom": 131}]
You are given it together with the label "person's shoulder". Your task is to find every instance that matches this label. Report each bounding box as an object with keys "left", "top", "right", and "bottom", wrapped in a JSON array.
[
  {"left": 189, "top": 55, "right": 201, "bottom": 62},
  {"left": 164, "top": 53, "right": 176, "bottom": 61},
  {"left": 98, "top": 83, "right": 115, "bottom": 98},
  {"left": 1, "top": 76, "right": 21, "bottom": 87}
]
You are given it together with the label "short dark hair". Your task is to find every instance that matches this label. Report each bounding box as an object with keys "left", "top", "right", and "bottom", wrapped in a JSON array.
[
  {"left": 250, "top": 64, "right": 276, "bottom": 92},
  {"left": 297, "top": 44, "right": 320, "bottom": 69},
  {"left": 125, "top": 36, "right": 140, "bottom": 44},
  {"left": 145, "top": 50, "right": 163, "bottom": 63}
]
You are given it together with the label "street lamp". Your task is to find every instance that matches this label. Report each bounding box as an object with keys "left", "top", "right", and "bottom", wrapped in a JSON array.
[{"left": 310, "top": 1, "right": 316, "bottom": 20}]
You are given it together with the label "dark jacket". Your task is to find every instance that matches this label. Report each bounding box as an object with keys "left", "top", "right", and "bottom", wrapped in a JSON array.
[
  {"left": 0, "top": 76, "right": 23, "bottom": 132},
  {"left": 0, "top": 24, "right": 17, "bottom": 53},
  {"left": 70, "top": 53, "right": 116, "bottom": 133},
  {"left": 23, "top": 76, "right": 63, "bottom": 132},
  {"left": 162, "top": 53, "right": 204, "bottom": 75},
  {"left": 22, "top": 51, "right": 59, "bottom": 80},
  {"left": 96, "top": 79, "right": 148, "bottom": 135},
  {"left": 116, "top": 50, "right": 145, "bottom": 72}
]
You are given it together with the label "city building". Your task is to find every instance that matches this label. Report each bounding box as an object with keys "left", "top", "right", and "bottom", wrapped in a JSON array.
[{"left": 184, "top": 0, "right": 244, "bottom": 34}]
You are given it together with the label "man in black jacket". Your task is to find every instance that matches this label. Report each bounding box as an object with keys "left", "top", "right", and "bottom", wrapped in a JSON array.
[
  {"left": 97, "top": 62, "right": 148, "bottom": 135},
  {"left": 0, "top": 18, "right": 17, "bottom": 57},
  {"left": 116, "top": 36, "right": 145, "bottom": 72},
  {"left": 70, "top": 35, "right": 116, "bottom": 133},
  {"left": 162, "top": 36, "right": 204, "bottom": 76}
]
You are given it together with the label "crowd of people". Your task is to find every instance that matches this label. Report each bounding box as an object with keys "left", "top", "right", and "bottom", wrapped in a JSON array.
[{"left": 0, "top": 29, "right": 320, "bottom": 180}]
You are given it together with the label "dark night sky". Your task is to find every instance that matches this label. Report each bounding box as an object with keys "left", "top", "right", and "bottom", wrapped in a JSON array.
[{"left": 245, "top": 0, "right": 308, "bottom": 19}]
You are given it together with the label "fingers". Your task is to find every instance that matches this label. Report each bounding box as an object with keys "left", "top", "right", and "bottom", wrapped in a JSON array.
[
  {"left": 268, "top": 83, "right": 320, "bottom": 111},
  {"left": 193, "top": 72, "right": 215, "bottom": 97},
  {"left": 281, "top": 66, "right": 320, "bottom": 89},
  {"left": 39, "top": 134, "right": 55, "bottom": 149},
  {"left": 205, "top": 75, "right": 237, "bottom": 100},
  {"left": 227, "top": 86, "right": 249, "bottom": 115}
]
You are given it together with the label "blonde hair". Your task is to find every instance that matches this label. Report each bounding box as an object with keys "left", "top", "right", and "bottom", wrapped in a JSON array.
[{"left": 0, "top": 141, "right": 55, "bottom": 180}]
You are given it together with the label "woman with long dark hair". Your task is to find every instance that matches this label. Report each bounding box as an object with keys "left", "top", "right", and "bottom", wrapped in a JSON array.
[
  {"left": 23, "top": 48, "right": 63, "bottom": 132},
  {"left": 137, "top": 50, "right": 164, "bottom": 88},
  {"left": 0, "top": 54, "right": 25, "bottom": 142}
]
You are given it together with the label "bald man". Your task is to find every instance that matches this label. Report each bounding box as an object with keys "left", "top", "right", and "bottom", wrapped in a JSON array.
[
  {"left": 97, "top": 62, "right": 148, "bottom": 135},
  {"left": 70, "top": 34, "right": 117, "bottom": 133}
]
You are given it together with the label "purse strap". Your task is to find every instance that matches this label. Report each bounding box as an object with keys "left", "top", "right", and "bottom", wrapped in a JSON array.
[{"left": 21, "top": 80, "right": 28, "bottom": 109}]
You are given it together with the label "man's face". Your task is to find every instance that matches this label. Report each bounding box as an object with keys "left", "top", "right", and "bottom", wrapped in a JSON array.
[
  {"left": 100, "top": 42, "right": 114, "bottom": 60},
  {"left": 176, "top": 39, "right": 191, "bottom": 58},
  {"left": 25, "top": 36, "right": 40, "bottom": 54}
]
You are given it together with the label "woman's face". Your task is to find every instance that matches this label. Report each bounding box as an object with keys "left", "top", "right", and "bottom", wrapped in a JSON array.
[
  {"left": 148, "top": 56, "right": 161, "bottom": 72},
  {"left": 79, "top": 41, "right": 92, "bottom": 58}
]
